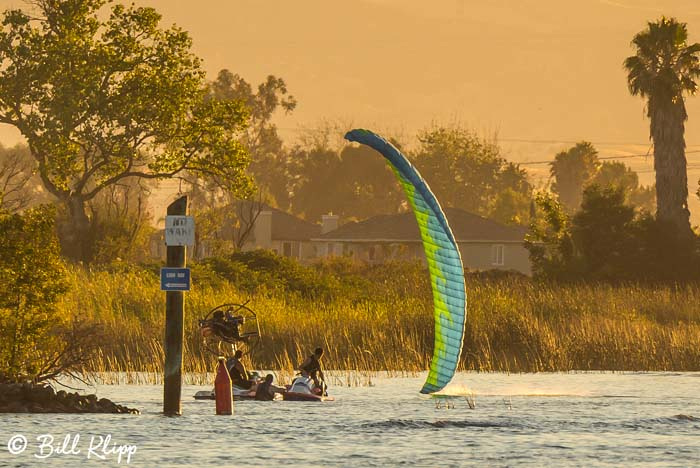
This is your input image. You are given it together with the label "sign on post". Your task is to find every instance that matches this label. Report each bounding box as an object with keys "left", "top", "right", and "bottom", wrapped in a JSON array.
[
  {"left": 165, "top": 215, "right": 195, "bottom": 246},
  {"left": 160, "top": 267, "right": 191, "bottom": 291}
]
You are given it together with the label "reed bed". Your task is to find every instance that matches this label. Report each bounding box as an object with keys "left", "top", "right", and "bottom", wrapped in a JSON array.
[{"left": 60, "top": 265, "right": 700, "bottom": 381}]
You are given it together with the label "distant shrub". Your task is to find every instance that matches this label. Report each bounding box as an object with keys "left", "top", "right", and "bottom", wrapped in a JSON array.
[
  {"left": 466, "top": 269, "right": 530, "bottom": 282},
  {"left": 202, "top": 250, "right": 342, "bottom": 300},
  {"left": 197, "top": 251, "right": 435, "bottom": 303}
]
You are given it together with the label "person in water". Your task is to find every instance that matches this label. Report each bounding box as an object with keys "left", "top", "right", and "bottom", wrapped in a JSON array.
[
  {"left": 254, "top": 374, "right": 286, "bottom": 401},
  {"left": 299, "top": 347, "right": 325, "bottom": 390},
  {"left": 226, "top": 350, "right": 255, "bottom": 390}
]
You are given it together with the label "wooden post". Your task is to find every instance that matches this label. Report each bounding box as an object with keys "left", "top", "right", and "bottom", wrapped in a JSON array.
[{"left": 163, "top": 195, "right": 187, "bottom": 416}]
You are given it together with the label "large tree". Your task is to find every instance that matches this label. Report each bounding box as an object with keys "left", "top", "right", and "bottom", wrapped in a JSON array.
[
  {"left": 590, "top": 161, "right": 655, "bottom": 213},
  {"left": 527, "top": 186, "right": 699, "bottom": 281},
  {"left": 0, "top": 0, "right": 251, "bottom": 261},
  {"left": 287, "top": 142, "right": 404, "bottom": 222},
  {"left": 414, "top": 125, "right": 533, "bottom": 224},
  {"left": 182, "top": 71, "right": 296, "bottom": 256},
  {"left": 571, "top": 186, "right": 637, "bottom": 279},
  {"left": 208, "top": 70, "right": 296, "bottom": 210},
  {"left": 624, "top": 17, "right": 700, "bottom": 239},
  {"left": 549, "top": 142, "right": 599, "bottom": 212}
]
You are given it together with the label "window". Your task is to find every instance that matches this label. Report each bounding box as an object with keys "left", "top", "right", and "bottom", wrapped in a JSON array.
[
  {"left": 492, "top": 244, "right": 505, "bottom": 266},
  {"left": 283, "top": 242, "right": 292, "bottom": 257}
]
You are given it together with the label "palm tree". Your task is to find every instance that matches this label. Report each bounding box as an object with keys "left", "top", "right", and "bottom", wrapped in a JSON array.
[
  {"left": 624, "top": 17, "right": 700, "bottom": 239},
  {"left": 550, "top": 141, "right": 600, "bottom": 212}
]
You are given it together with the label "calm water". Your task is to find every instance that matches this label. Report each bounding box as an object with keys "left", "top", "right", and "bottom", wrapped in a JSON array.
[{"left": 1, "top": 372, "right": 699, "bottom": 467}]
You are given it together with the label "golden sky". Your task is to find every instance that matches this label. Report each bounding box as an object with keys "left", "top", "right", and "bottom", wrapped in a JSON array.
[{"left": 1, "top": 0, "right": 700, "bottom": 217}]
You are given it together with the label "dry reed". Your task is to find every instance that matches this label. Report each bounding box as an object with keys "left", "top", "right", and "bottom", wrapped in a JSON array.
[{"left": 59, "top": 266, "right": 700, "bottom": 383}]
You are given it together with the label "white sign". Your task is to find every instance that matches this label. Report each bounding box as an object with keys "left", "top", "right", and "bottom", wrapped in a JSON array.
[{"left": 165, "top": 215, "right": 195, "bottom": 246}]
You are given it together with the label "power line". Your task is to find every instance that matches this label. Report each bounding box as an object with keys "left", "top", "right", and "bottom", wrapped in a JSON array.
[
  {"left": 278, "top": 126, "right": 700, "bottom": 148},
  {"left": 499, "top": 138, "right": 656, "bottom": 146},
  {"left": 518, "top": 149, "right": 700, "bottom": 166},
  {"left": 278, "top": 124, "right": 700, "bottom": 166},
  {"left": 501, "top": 138, "right": 700, "bottom": 147}
]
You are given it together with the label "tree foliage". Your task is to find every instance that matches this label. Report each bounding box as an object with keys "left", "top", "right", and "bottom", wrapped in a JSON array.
[
  {"left": 208, "top": 69, "right": 296, "bottom": 210},
  {"left": 0, "top": 0, "right": 251, "bottom": 261},
  {"left": 414, "top": 125, "right": 533, "bottom": 225},
  {"left": 591, "top": 161, "right": 655, "bottom": 212},
  {"left": 527, "top": 185, "right": 699, "bottom": 282},
  {"left": 550, "top": 142, "right": 655, "bottom": 213},
  {"left": 550, "top": 142, "right": 600, "bottom": 212},
  {"left": 273, "top": 124, "right": 532, "bottom": 225},
  {"left": 0, "top": 206, "right": 64, "bottom": 381},
  {"left": 525, "top": 192, "right": 574, "bottom": 279},
  {"left": 181, "top": 71, "right": 296, "bottom": 255},
  {"left": 287, "top": 142, "right": 404, "bottom": 222},
  {"left": 0, "top": 145, "right": 39, "bottom": 212},
  {"left": 85, "top": 178, "right": 155, "bottom": 263},
  {"left": 571, "top": 186, "right": 637, "bottom": 279}
]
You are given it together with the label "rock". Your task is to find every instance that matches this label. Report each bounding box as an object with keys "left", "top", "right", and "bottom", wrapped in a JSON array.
[
  {"left": 4, "top": 401, "right": 28, "bottom": 413},
  {"left": 98, "top": 398, "right": 118, "bottom": 412},
  {"left": 20, "top": 382, "right": 34, "bottom": 398},
  {"left": 0, "top": 382, "right": 139, "bottom": 414},
  {"left": 49, "top": 401, "right": 68, "bottom": 413},
  {"left": 42, "top": 385, "right": 55, "bottom": 398},
  {"left": 29, "top": 403, "right": 44, "bottom": 413},
  {"left": 28, "top": 385, "right": 54, "bottom": 404}
]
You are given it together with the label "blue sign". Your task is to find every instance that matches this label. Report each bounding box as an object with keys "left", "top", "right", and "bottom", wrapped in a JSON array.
[{"left": 160, "top": 267, "right": 191, "bottom": 291}]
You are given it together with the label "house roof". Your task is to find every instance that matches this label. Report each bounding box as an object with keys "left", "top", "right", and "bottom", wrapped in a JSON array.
[
  {"left": 237, "top": 201, "right": 320, "bottom": 241},
  {"left": 316, "top": 208, "right": 526, "bottom": 243},
  {"left": 270, "top": 208, "right": 321, "bottom": 241}
]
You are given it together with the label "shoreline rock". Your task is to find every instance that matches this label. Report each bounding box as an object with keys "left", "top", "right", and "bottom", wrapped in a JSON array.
[{"left": 0, "top": 382, "right": 139, "bottom": 414}]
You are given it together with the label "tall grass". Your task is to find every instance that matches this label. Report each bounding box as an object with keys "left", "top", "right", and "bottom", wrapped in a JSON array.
[{"left": 60, "top": 263, "right": 700, "bottom": 380}]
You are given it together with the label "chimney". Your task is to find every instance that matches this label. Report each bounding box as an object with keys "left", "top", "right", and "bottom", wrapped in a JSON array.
[{"left": 321, "top": 213, "right": 339, "bottom": 235}]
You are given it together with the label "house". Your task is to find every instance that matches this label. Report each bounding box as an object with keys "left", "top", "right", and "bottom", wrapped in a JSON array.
[
  {"left": 149, "top": 201, "right": 321, "bottom": 260},
  {"left": 238, "top": 204, "right": 321, "bottom": 260},
  {"left": 150, "top": 203, "right": 532, "bottom": 274},
  {"left": 311, "top": 208, "right": 531, "bottom": 275}
]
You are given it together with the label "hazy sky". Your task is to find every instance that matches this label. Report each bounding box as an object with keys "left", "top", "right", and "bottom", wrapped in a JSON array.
[{"left": 1, "top": 0, "right": 700, "bottom": 217}]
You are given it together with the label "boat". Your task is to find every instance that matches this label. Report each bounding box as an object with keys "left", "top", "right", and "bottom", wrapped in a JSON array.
[
  {"left": 193, "top": 385, "right": 256, "bottom": 400},
  {"left": 193, "top": 374, "right": 334, "bottom": 402},
  {"left": 193, "top": 370, "right": 261, "bottom": 400},
  {"left": 282, "top": 375, "right": 334, "bottom": 402}
]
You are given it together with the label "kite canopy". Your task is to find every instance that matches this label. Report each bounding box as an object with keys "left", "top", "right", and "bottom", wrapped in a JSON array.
[{"left": 344, "top": 129, "right": 467, "bottom": 394}]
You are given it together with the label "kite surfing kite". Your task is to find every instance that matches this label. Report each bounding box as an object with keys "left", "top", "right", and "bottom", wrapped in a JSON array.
[{"left": 344, "top": 129, "right": 467, "bottom": 394}]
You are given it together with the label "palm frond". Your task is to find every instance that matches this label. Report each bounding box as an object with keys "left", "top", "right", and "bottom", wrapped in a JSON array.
[{"left": 625, "top": 17, "right": 700, "bottom": 102}]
